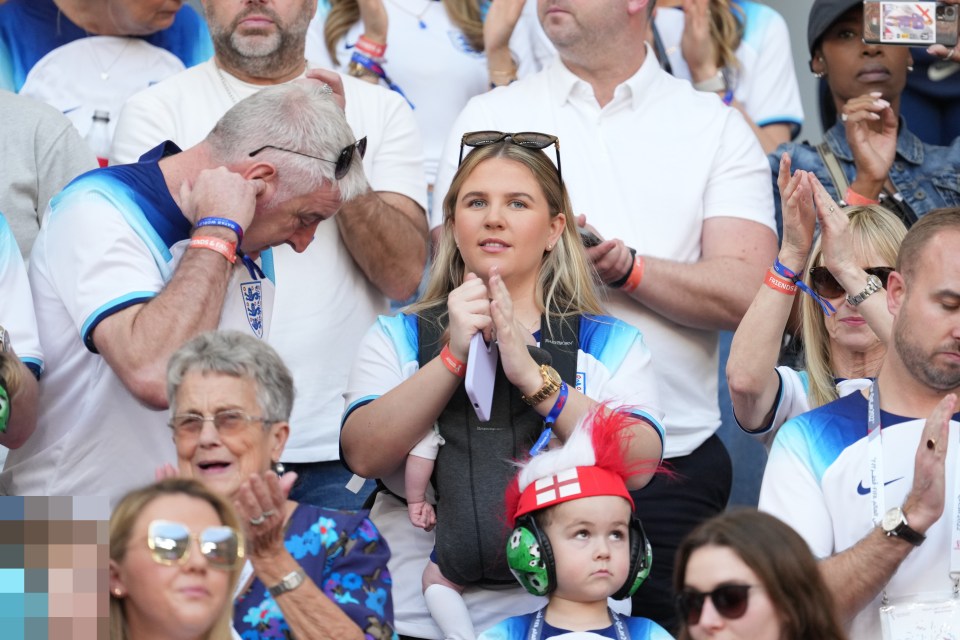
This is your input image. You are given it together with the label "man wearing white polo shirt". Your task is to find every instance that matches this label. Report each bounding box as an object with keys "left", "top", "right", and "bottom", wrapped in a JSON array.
[
  {"left": 433, "top": 0, "right": 777, "bottom": 629},
  {"left": 112, "top": 0, "right": 429, "bottom": 509},
  {"left": 1, "top": 80, "right": 365, "bottom": 505}
]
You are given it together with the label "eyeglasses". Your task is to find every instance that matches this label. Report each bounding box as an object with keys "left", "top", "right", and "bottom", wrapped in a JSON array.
[
  {"left": 808, "top": 266, "right": 893, "bottom": 299},
  {"left": 458, "top": 131, "right": 562, "bottom": 186},
  {"left": 146, "top": 520, "right": 243, "bottom": 570},
  {"left": 676, "top": 584, "right": 754, "bottom": 626},
  {"left": 168, "top": 409, "right": 273, "bottom": 439},
  {"left": 249, "top": 136, "right": 367, "bottom": 180}
]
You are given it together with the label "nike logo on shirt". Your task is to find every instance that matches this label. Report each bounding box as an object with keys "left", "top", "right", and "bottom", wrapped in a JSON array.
[{"left": 856, "top": 477, "right": 904, "bottom": 495}]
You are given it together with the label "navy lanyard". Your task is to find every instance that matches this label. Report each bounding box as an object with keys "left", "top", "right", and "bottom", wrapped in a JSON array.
[{"left": 527, "top": 607, "right": 630, "bottom": 640}]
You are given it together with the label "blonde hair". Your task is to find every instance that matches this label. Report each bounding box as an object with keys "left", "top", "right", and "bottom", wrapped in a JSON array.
[
  {"left": 324, "top": 0, "right": 483, "bottom": 65},
  {"left": 408, "top": 140, "right": 605, "bottom": 337},
  {"left": 110, "top": 479, "right": 243, "bottom": 640},
  {"left": 800, "top": 205, "right": 907, "bottom": 408},
  {"left": 711, "top": 0, "right": 745, "bottom": 72}
]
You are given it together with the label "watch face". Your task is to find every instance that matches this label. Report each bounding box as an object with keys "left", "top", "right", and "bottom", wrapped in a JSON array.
[{"left": 882, "top": 507, "right": 903, "bottom": 531}]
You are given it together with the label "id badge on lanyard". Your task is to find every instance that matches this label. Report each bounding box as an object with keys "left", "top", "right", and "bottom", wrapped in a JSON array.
[{"left": 868, "top": 383, "right": 960, "bottom": 639}]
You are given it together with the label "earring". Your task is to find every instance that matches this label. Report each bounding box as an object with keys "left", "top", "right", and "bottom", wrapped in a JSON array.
[
  {"left": 907, "top": 64, "right": 914, "bottom": 72},
  {"left": 546, "top": 244, "right": 553, "bottom": 251},
  {"left": 273, "top": 461, "right": 285, "bottom": 475},
  {"left": 813, "top": 71, "right": 824, "bottom": 79},
  {"left": 113, "top": 588, "right": 123, "bottom": 597}
]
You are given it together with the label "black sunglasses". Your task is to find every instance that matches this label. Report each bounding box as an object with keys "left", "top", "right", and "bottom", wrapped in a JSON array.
[
  {"left": 676, "top": 584, "right": 753, "bottom": 626},
  {"left": 809, "top": 266, "right": 893, "bottom": 299},
  {"left": 249, "top": 136, "right": 367, "bottom": 180},
  {"left": 458, "top": 131, "right": 562, "bottom": 186}
]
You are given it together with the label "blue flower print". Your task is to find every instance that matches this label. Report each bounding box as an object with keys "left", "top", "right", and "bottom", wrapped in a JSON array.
[
  {"left": 357, "top": 518, "right": 378, "bottom": 543},
  {"left": 242, "top": 598, "right": 282, "bottom": 627},
  {"left": 342, "top": 572, "right": 363, "bottom": 590},
  {"left": 286, "top": 526, "right": 321, "bottom": 559},
  {"left": 317, "top": 516, "right": 339, "bottom": 547},
  {"left": 365, "top": 587, "right": 387, "bottom": 617}
]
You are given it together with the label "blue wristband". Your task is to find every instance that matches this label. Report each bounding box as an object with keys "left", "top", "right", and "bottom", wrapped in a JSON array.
[
  {"left": 196, "top": 217, "right": 243, "bottom": 244},
  {"left": 529, "top": 382, "right": 568, "bottom": 456},
  {"left": 722, "top": 89, "right": 735, "bottom": 106},
  {"left": 772, "top": 258, "right": 799, "bottom": 283},
  {"left": 774, "top": 258, "right": 837, "bottom": 316}
]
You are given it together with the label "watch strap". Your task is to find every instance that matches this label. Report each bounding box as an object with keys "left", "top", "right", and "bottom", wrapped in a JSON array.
[
  {"left": 693, "top": 70, "right": 727, "bottom": 92},
  {"left": 267, "top": 568, "right": 306, "bottom": 597},
  {"left": 522, "top": 365, "right": 561, "bottom": 406},
  {"left": 846, "top": 274, "right": 882, "bottom": 306},
  {"left": 889, "top": 520, "right": 926, "bottom": 546}
]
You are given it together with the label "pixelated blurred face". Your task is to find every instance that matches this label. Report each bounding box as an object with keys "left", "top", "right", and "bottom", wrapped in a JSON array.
[
  {"left": 542, "top": 495, "right": 632, "bottom": 603},
  {"left": 682, "top": 545, "right": 781, "bottom": 640},
  {"left": 172, "top": 370, "right": 288, "bottom": 499},
  {"left": 204, "top": 0, "right": 315, "bottom": 58},
  {"left": 111, "top": 495, "right": 231, "bottom": 639},
  {"left": 110, "top": 0, "right": 183, "bottom": 34}
]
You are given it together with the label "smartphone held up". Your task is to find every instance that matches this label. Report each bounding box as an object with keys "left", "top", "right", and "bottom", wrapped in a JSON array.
[{"left": 863, "top": 1, "right": 959, "bottom": 47}]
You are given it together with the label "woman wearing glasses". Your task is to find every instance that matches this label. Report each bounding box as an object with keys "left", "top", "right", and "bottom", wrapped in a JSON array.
[
  {"left": 673, "top": 509, "right": 846, "bottom": 640},
  {"left": 727, "top": 156, "right": 907, "bottom": 445},
  {"left": 162, "top": 331, "right": 396, "bottom": 640},
  {"left": 109, "top": 478, "right": 244, "bottom": 640},
  {"left": 341, "top": 132, "right": 664, "bottom": 638}
]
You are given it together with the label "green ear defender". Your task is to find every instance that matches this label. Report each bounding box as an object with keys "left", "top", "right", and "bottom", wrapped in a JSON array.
[{"left": 505, "top": 513, "right": 652, "bottom": 599}]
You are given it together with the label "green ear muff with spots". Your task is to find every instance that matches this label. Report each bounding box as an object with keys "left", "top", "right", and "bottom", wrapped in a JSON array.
[
  {"left": 506, "top": 512, "right": 652, "bottom": 598},
  {"left": 0, "top": 376, "right": 10, "bottom": 434}
]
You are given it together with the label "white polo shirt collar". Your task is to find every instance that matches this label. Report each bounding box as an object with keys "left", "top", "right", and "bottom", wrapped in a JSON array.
[{"left": 546, "top": 43, "right": 661, "bottom": 112}]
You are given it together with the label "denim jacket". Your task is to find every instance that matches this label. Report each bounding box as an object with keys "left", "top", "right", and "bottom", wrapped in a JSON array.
[{"left": 770, "top": 119, "right": 960, "bottom": 235}]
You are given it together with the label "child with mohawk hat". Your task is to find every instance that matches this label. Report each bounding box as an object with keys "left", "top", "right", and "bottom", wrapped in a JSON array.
[{"left": 481, "top": 407, "right": 673, "bottom": 640}]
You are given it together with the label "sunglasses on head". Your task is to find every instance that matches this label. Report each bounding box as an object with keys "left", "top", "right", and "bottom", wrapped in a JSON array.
[
  {"left": 808, "top": 266, "right": 893, "bottom": 299},
  {"left": 676, "top": 584, "right": 753, "bottom": 626},
  {"left": 458, "top": 131, "right": 562, "bottom": 186},
  {"left": 147, "top": 520, "right": 243, "bottom": 570},
  {"left": 249, "top": 136, "right": 367, "bottom": 180}
]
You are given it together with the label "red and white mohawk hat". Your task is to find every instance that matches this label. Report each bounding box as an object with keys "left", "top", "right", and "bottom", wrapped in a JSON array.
[{"left": 504, "top": 406, "right": 642, "bottom": 526}]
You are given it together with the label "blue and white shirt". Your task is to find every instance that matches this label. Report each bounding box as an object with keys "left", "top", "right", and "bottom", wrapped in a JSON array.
[
  {"left": 759, "top": 391, "right": 960, "bottom": 640},
  {"left": 0, "top": 0, "right": 212, "bottom": 92},
  {"left": 1, "top": 142, "right": 274, "bottom": 504}
]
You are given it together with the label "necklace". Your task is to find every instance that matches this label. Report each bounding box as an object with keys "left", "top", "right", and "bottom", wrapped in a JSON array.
[
  {"left": 215, "top": 63, "right": 242, "bottom": 104},
  {"left": 385, "top": 0, "right": 438, "bottom": 29},
  {"left": 86, "top": 36, "right": 132, "bottom": 81}
]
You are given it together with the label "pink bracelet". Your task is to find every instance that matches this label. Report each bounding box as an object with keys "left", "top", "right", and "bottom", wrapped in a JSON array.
[
  {"left": 355, "top": 35, "right": 386, "bottom": 59},
  {"left": 844, "top": 187, "right": 880, "bottom": 206}
]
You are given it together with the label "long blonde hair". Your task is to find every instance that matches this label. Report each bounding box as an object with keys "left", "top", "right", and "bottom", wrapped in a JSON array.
[
  {"left": 800, "top": 205, "right": 907, "bottom": 408},
  {"left": 408, "top": 140, "right": 605, "bottom": 337},
  {"left": 110, "top": 479, "right": 243, "bottom": 640},
  {"left": 324, "top": 0, "right": 484, "bottom": 65},
  {"left": 711, "top": 0, "right": 745, "bottom": 72}
]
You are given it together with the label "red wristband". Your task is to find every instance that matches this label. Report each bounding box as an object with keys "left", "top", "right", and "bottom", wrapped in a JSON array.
[
  {"left": 844, "top": 187, "right": 880, "bottom": 206},
  {"left": 764, "top": 270, "right": 797, "bottom": 295},
  {"left": 440, "top": 344, "right": 466, "bottom": 378},
  {"left": 621, "top": 255, "right": 645, "bottom": 293},
  {"left": 356, "top": 35, "right": 386, "bottom": 59},
  {"left": 189, "top": 236, "right": 237, "bottom": 264}
]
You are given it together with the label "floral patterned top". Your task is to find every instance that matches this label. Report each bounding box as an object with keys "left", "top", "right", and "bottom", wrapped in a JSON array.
[{"left": 234, "top": 503, "right": 397, "bottom": 640}]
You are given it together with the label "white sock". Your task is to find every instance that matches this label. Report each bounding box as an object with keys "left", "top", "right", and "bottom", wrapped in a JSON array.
[{"left": 423, "top": 583, "right": 476, "bottom": 640}]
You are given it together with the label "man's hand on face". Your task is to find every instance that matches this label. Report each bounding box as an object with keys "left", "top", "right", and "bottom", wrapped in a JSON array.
[{"left": 180, "top": 167, "right": 266, "bottom": 240}]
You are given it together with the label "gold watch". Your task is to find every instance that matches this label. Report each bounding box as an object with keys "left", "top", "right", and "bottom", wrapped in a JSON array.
[{"left": 522, "top": 365, "right": 562, "bottom": 406}]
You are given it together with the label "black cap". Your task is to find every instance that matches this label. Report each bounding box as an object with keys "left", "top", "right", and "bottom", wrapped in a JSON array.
[{"left": 807, "top": 0, "right": 861, "bottom": 56}]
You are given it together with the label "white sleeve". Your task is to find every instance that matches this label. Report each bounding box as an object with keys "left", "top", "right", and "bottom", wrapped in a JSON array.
[
  {"left": 583, "top": 321, "right": 666, "bottom": 456},
  {"left": 36, "top": 193, "right": 162, "bottom": 349},
  {"left": 740, "top": 366, "right": 811, "bottom": 450},
  {"left": 703, "top": 110, "right": 777, "bottom": 232},
  {"left": 342, "top": 314, "right": 419, "bottom": 421},
  {"left": 111, "top": 90, "right": 178, "bottom": 165},
  {"left": 740, "top": 10, "right": 803, "bottom": 133},
  {"left": 0, "top": 215, "right": 42, "bottom": 370},
  {"left": 758, "top": 422, "right": 836, "bottom": 558},
  {"left": 346, "top": 79, "right": 429, "bottom": 212}
]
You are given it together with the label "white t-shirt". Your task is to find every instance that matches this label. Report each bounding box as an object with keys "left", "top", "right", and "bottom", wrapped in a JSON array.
[
  {"left": 111, "top": 60, "right": 427, "bottom": 463},
  {"left": 0, "top": 213, "right": 43, "bottom": 468},
  {"left": 739, "top": 367, "right": 872, "bottom": 449},
  {"left": 654, "top": 1, "right": 803, "bottom": 135},
  {"left": 433, "top": 49, "right": 775, "bottom": 458},
  {"left": 20, "top": 36, "right": 185, "bottom": 143},
  {"left": 0, "top": 145, "right": 275, "bottom": 503},
  {"left": 343, "top": 311, "right": 664, "bottom": 638},
  {"left": 305, "top": 0, "right": 554, "bottom": 185},
  {"left": 759, "top": 391, "right": 959, "bottom": 640}
]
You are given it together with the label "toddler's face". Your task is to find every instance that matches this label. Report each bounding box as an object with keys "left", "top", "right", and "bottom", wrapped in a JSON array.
[{"left": 543, "top": 495, "right": 632, "bottom": 603}]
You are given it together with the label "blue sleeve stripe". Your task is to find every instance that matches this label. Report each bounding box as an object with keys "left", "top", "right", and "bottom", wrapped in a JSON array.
[
  {"left": 579, "top": 315, "right": 638, "bottom": 373},
  {"left": 259, "top": 248, "right": 275, "bottom": 283},
  {"left": 629, "top": 408, "right": 666, "bottom": 463},
  {"left": 81, "top": 292, "right": 157, "bottom": 354},
  {"left": 378, "top": 313, "right": 419, "bottom": 365},
  {"left": 21, "top": 359, "right": 43, "bottom": 380},
  {"left": 739, "top": 368, "right": 785, "bottom": 435},
  {"left": 341, "top": 395, "right": 379, "bottom": 427}
]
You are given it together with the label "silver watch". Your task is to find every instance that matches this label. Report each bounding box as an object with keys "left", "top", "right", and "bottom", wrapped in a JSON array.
[
  {"left": 846, "top": 274, "right": 882, "bottom": 307},
  {"left": 267, "top": 569, "right": 305, "bottom": 598},
  {"left": 693, "top": 69, "right": 728, "bottom": 92}
]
